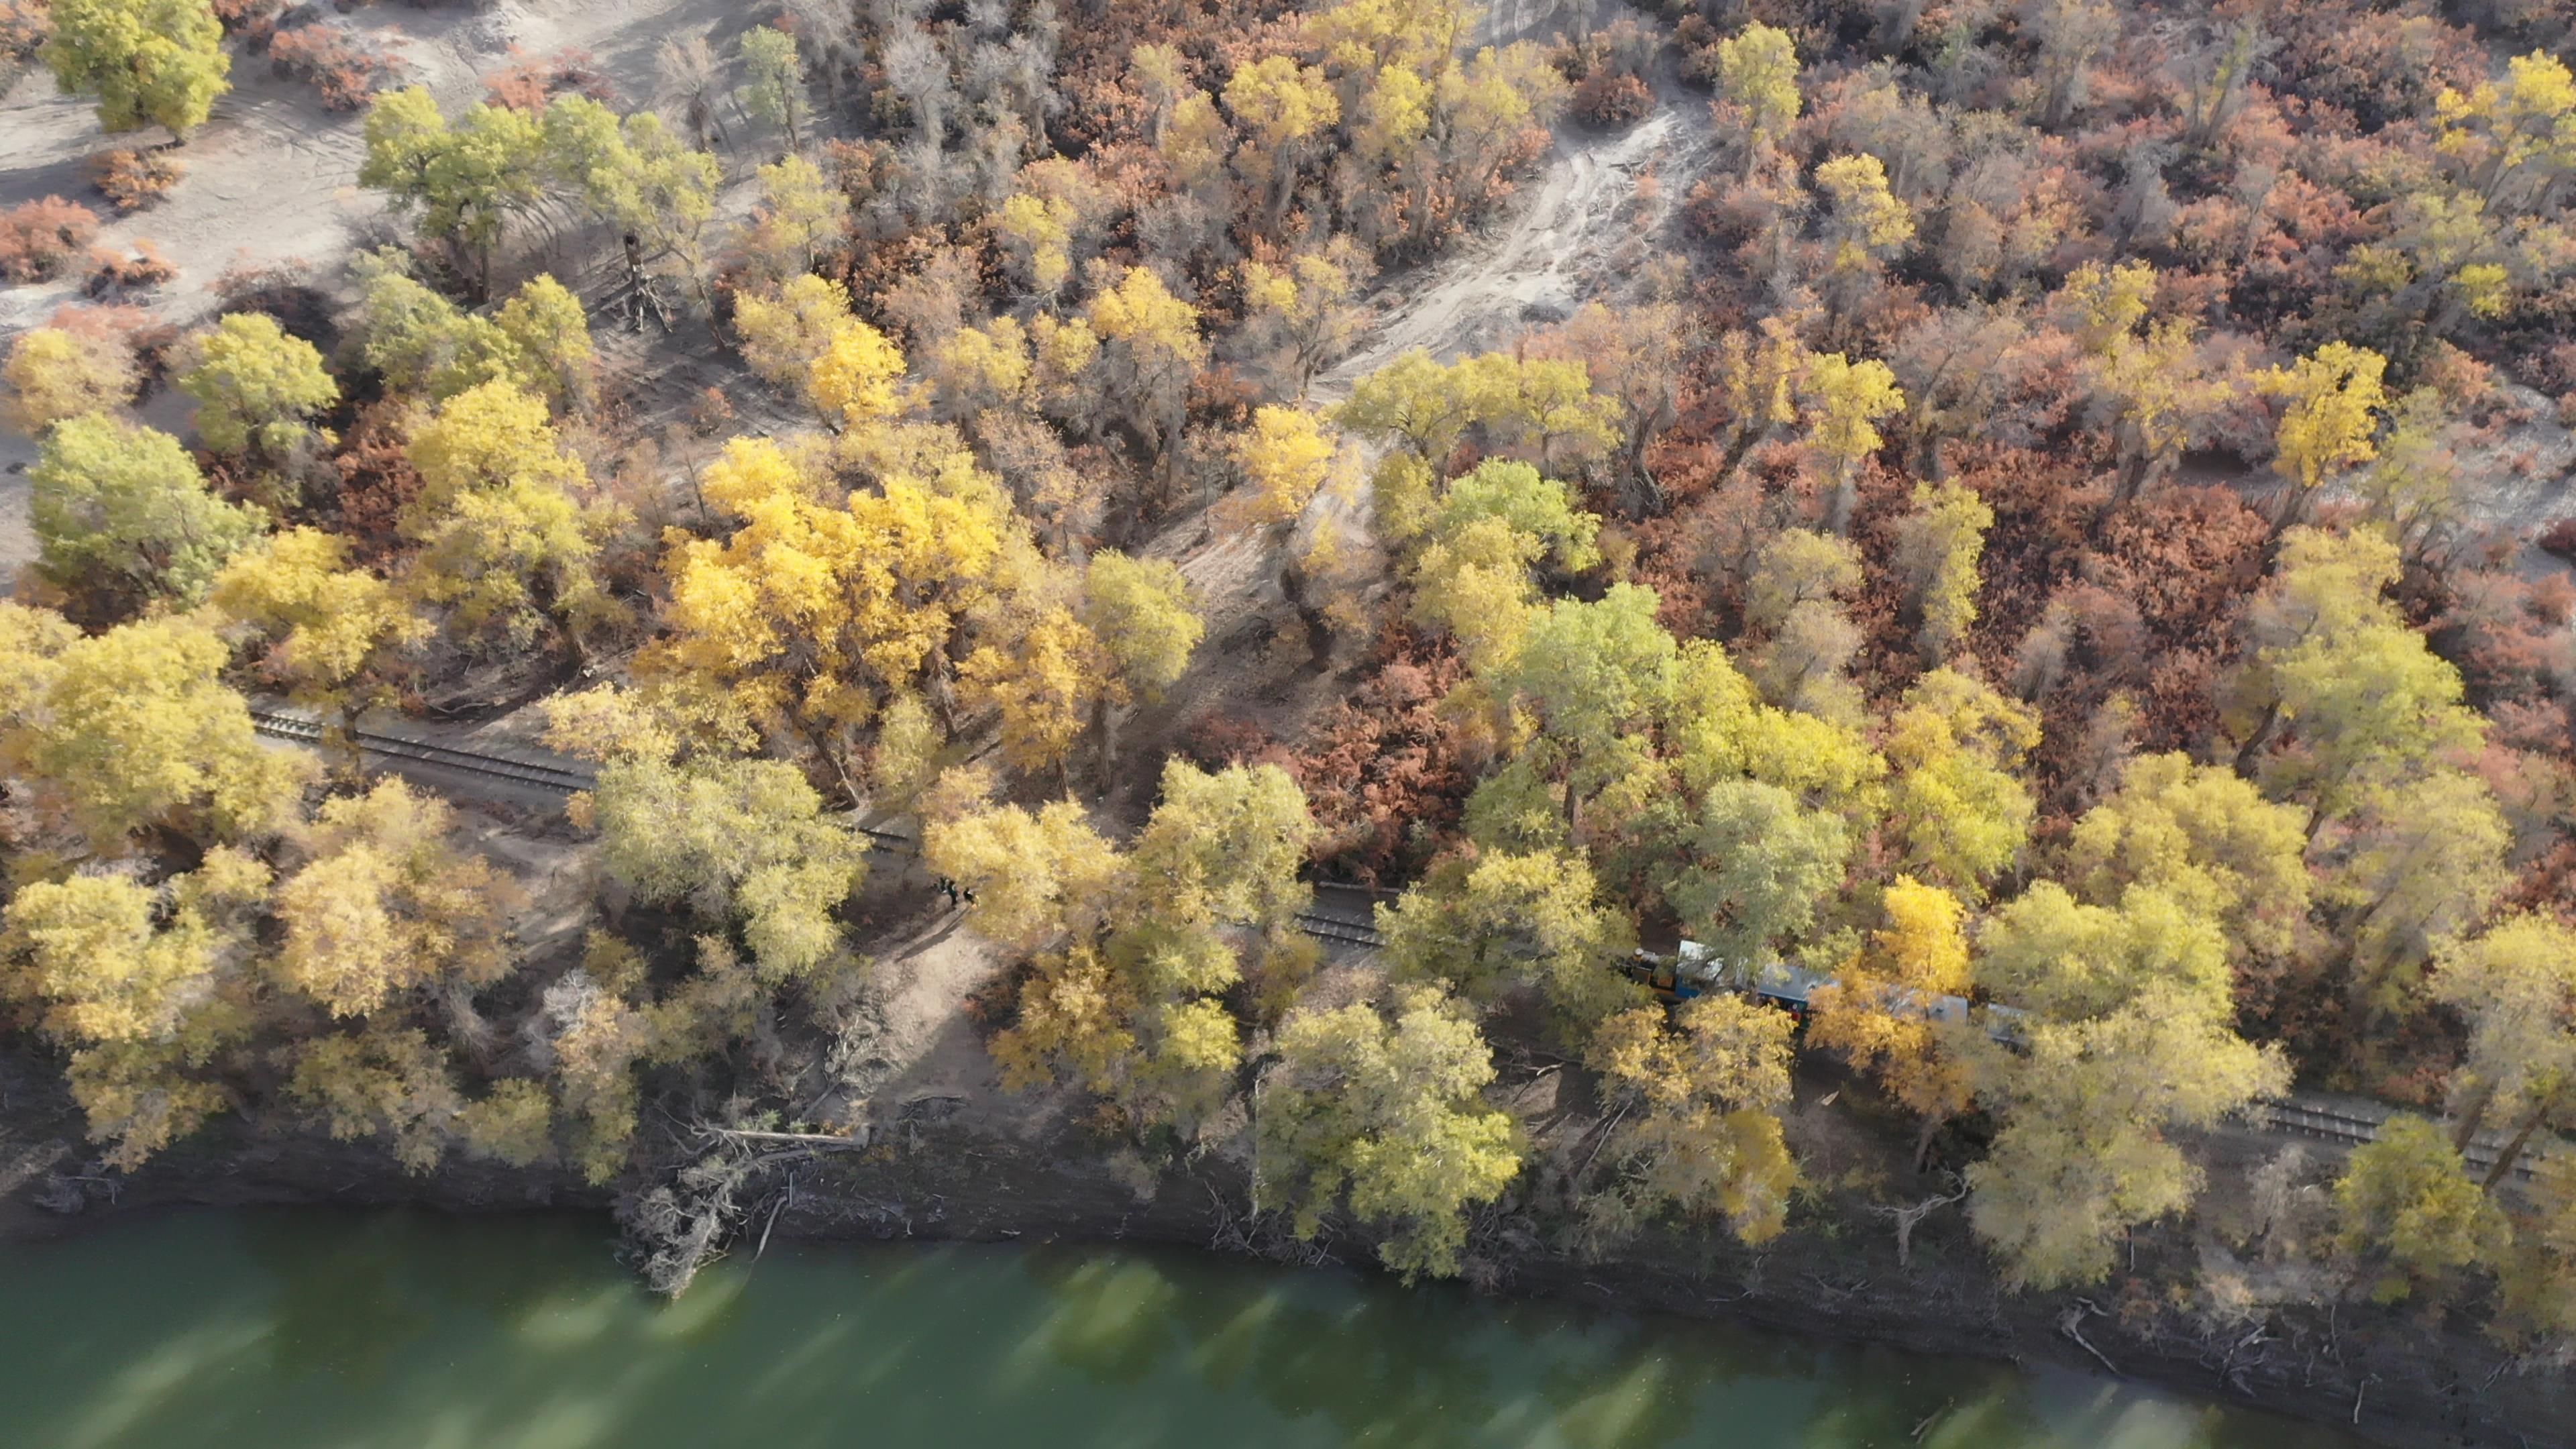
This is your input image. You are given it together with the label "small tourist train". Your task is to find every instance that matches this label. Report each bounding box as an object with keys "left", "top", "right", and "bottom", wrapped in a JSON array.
[{"left": 1621, "top": 943, "right": 2030, "bottom": 1045}]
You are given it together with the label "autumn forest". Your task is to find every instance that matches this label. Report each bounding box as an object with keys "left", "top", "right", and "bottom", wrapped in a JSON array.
[{"left": 3, "top": 0, "right": 2576, "bottom": 1422}]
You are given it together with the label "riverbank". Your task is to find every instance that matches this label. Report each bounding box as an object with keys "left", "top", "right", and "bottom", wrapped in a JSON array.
[
  {"left": 4, "top": 1081, "right": 2565, "bottom": 1449},
  {"left": 0, "top": 1205, "right": 2373, "bottom": 1449}
]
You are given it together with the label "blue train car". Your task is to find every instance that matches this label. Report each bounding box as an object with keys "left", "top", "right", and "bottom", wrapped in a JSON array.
[{"left": 1624, "top": 943, "right": 2028, "bottom": 1044}]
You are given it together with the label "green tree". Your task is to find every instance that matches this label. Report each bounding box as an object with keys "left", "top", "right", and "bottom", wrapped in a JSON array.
[
  {"left": 1131, "top": 759, "right": 1316, "bottom": 932},
  {"left": 2332, "top": 1114, "right": 2508, "bottom": 1304},
  {"left": 284, "top": 1024, "right": 463, "bottom": 1173},
  {"left": 1338, "top": 348, "right": 1478, "bottom": 461},
  {"left": 1254, "top": 985, "right": 1523, "bottom": 1281},
  {"left": 350, "top": 256, "right": 592, "bottom": 409},
  {"left": 1670, "top": 780, "right": 1849, "bottom": 969},
  {"left": 2334, "top": 768, "right": 2511, "bottom": 1008},
  {"left": 359, "top": 89, "right": 549, "bottom": 295},
  {"left": 572, "top": 749, "right": 867, "bottom": 982},
  {"left": 1405, "top": 459, "right": 1603, "bottom": 673},
  {"left": 1978, "top": 881, "right": 2234, "bottom": 1023},
  {"left": 30, "top": 414, "right": 264, "bottom": 614},
  {"left": 400, "top": 380, "right": 612, "bottom": 651},
  {"left": 1082, "top": 552, "right": 1202, "bottom": 714},
  {"left": 457, "top": 1079, "right": 555, "bottom": 1166},
  {"left": 925, "top": 798, "right": 1125, "bottom": 952},
  {"left": 738, "top": 28, "right": 808, "bottom": 152},
  {"left": 1969, "top": 978, "right": 2289, "bottom": 1290},
  {"left": 175, "top": 313, "right": 339, "bottom": 463},
  {"left": 42, "top": 0, "right": 229, "bottom": 137},
  {"left": 2234, "top": 527, "right": 2485, "bottom": 825},
  {"left": 1377, "top": 848, "right": 1643, "bottom": 1036},
  {"left": 1744, "top": 528, "right": 1862, "bottom": 633},
  {"left": 487, "top": 275, "right": 594, "bottom": 412},
  {"left": 2063, "top": 752, "right": 2312, "bottom": 973},
  {"left": 741, "top": 152, "right": 846, "bottom": 280},
  {"left": 963, "top": 762, "right": 1315, "bottom": 1136},
  {"left": 1966, "top": 858, "right": 2287, "bottom": 1289},
  {"left": 1892, "top": 480, "right": 1990, "bottom": 662},
  {"left": 2497, "top": 1154, "right": 2576, "bottom": 1350},
  {"left": 1483, "top": 583, "right": 1678, "bottom": 832}
]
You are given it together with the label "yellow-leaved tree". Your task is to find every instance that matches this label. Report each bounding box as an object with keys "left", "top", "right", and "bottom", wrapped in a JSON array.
[
  {"left": 639, "top": 433, "right": 1015, "bottom": 769},
  {"left": 1582, "top": 995, "right": 1800, "bottom": 1246},
  {"left": 272, "top": 780, "right": 521, "bottom": 1018},
  {"left": 400, "top": 379, "right": 614, "bottom": 653},
  {"left": 1807, "top": 876, "right": 1976, "bottom": 1165}
]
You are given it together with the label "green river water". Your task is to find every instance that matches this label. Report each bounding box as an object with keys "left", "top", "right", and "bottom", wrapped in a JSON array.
[{"left": 0, "top": 1208, "right": 2370, "bottom": 1449}]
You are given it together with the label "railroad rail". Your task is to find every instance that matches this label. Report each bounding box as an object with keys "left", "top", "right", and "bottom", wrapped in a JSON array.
[
  {"left": 241, "top": 708, "right": 2563, "bottom": 1176},
  {"left": 248, "top": 709, "right": 596, "bottom": 793},
  {"left": 2261, "top": 1098, "right": 2538, "bottom": 1183},
  {"left": 248, "top": 712, "right": 1386, "bottom": 952},
  {"left": 1292, "top": 911, "right": 1387, "bottom": 949}
]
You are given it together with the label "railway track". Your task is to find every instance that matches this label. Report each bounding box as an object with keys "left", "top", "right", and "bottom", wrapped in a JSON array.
[
  {"left": 248, "top": 709, "right": 596, "bottom": 793},
  {"left": 2261, "top": 1099, "right": 2538, "bottom": 1183},
  {"left": 241, "top": 712, "right": 2557, "bottom": 1175},
  {"left": 249, "top": 710, "right": 1387, "bottom": 951},
  {"left": 1292, "top": 911, "right": 1387, "bottom": 949}
]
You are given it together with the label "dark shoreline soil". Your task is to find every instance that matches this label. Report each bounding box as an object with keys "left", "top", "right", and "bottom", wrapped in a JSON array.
[{"left": 7, "top": 1117, "right": 2570, "bottom": 1449}]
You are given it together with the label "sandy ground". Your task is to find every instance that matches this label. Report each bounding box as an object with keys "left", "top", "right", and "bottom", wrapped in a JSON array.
[
  {"left": 0, "top": 0, "right": 756, "bottom": 589},
  {"left": 1313, "top": 101, "right": 1712, "bottom": 400}
]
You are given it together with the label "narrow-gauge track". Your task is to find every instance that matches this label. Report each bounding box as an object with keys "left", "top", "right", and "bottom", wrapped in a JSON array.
[
  {"left": 1292, "top": 912, "right": 1387, "bottom": 949},
  {"left": 248, "top": 709, "right": 596, "bottom": 793},
  {"left": 248, "top": 711, "right": 1385, "bottom": 952},
  {"left": 237, "top": 710, "right": 2559, "bottom": 1177},
  {"left": 2262, "top": 1099, "right": 2537, "bottom": 1182}
]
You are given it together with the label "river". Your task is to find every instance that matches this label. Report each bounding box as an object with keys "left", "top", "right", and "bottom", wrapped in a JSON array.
[{"left": 0, "top": 1208, "right": 2369, "bottom": 1449}]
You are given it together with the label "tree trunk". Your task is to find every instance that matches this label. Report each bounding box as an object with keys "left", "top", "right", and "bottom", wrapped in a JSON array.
[
  {"left": 2482, "top": 1101, "right": 2553, "bottom": 1190},
  {"left": 1878, "top": 0, "right": 1927, "bottom": 53},
  {"left": 1093, "top": 692, "right": 1119, "bottom": 782},
  {"left": 2233, "top": 698, "right": 2282, "bottom": 775},
  {"left": 2449, "top": 1075, "right": 2497, "bottom": 1155}
]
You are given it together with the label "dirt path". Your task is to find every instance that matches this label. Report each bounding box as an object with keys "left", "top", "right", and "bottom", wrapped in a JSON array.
[{"left": 1313, "top": 97, "right": 1713, "bottom": 401}]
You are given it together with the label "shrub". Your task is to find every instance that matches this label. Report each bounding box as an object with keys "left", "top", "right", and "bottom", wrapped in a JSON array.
[
  {"left": 0, "top": 0, "right": 51, "bottom": 62},
  {"left": 0, "top": 197, "right": 101, "bottom": 283},
  {"left": 1572, "top": 69, "right": 1653, "bottom": 128},
  {"left": 481, "top": 45, "right": 612, "bottom": 111},
  {"left": 2539, "top": 517, "right": 2576, "bottom": 562},
  {"left": 83, "top": 240, "right": 178, "bottom": 297},
  {"left": 209, "top": 252, "right": 337, "bottom": 345},
  {"left": 89, "top": 148, "right": 185, "bottom": 213},
  {"left": 268, "top": 23, "right": 409, "bottom": 111},
  {"left": 3, "top": 324, "right": 139, "bottom": 438}
]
